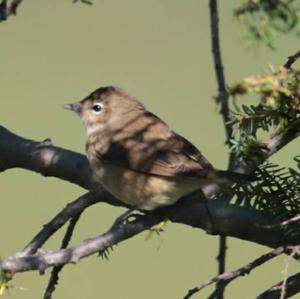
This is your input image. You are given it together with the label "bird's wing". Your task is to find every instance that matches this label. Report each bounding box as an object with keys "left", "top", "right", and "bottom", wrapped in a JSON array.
[
  {"left": 93, "top": 112, "right": 215, "bottom": 178},
  {"left": 95, "top": 142, "right": 212, "bottom": 177},
  {"left": 171, "top": 133, "right": 214, "bottom": 170}
]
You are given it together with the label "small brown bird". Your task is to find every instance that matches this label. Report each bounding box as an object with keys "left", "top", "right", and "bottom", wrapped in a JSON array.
[{"left": 64, "top": 86, "right": 248, "bottom": 211}]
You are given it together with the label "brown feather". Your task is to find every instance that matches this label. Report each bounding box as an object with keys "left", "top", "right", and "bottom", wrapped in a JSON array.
[{"left": 91, "top": 110, "right": 214, "bottom": 178}]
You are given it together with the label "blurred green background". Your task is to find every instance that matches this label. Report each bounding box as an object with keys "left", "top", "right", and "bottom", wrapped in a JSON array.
[{"left": 0, "top": 1, "right": 299, "bottom": 298}]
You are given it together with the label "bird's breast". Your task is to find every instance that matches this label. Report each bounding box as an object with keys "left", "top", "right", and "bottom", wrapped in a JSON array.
[{"left": 88, "top": 158, "right": 200, "bottom": 210}]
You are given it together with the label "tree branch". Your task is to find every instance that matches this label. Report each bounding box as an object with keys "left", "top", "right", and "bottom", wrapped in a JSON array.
[
  {"left": 0, "top": 0, "right": 94, "bottom": 23},
  {"left": 0, "top": 120, "right": 299, "bottom": 278},
  {"left": 183, "top": 246, "right": 287, "bottom": 299},
  {"left": 1, "top": 209, "right": 164, "bottom": 275},
  {"left": 0, "top": 0, "right": 23, "bottom": 22},
  {"left": 209, "top": 0, "right": 232, "bottom": 144},
  {"left": 284, "top": 49, "right": 300, "bottom": 70},
  {"left": 0, "top": 123, "right": 299, "bottom": 240},
  {"left": 43, "top": 211, "right": 83, "bottom": 299},
  {"left": 19, "top": 191, "right": 124, "bottom": 257},
  {"left": 216, "top": 235, "right": 227, "bottom": 297},
  {"left": 209, "top": 1, "right": 232, "bottom": 295},
  {"left": 257, "top": 272, "right": 300, "bottom": 299},
  {"left": 73, "top": 0, "right": 93, "bottom": 5}
]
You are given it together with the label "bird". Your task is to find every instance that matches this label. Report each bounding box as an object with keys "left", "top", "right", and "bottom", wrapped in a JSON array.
[{"left": 64, "top": 86, "right": 251, "bottom": 211}]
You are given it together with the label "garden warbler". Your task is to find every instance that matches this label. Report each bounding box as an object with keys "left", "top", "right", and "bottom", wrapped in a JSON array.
[{"left": 64, "top": 86, "right": 249, "bottom": 210}]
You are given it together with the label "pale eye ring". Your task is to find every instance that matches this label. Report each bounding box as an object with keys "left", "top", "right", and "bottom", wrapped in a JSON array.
[{"left": 91, "top": 103, "right": 103, "bottom": 114}]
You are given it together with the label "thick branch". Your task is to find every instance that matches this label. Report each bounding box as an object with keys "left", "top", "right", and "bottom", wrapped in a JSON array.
[
  {"left": 0, "top": 191, "right": 297, "bottom": 278},
  {"left": 0, "top": 125, "right": 299, "bottom": 245},
  {"left": 0, "top": 126, "right": 97, "bottom": 191},
  {"left": 0, "top": 122, "right": 299, "bottom": 276}
]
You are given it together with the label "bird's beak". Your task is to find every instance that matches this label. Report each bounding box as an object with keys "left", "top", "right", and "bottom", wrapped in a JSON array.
[{"left": 63, "top": 102, "right": 82, "bottom": 113}]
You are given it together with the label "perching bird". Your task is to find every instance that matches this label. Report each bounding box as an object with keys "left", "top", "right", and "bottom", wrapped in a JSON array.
[{"left": 64, "top": 86, "right": 249, "bottom": 211}]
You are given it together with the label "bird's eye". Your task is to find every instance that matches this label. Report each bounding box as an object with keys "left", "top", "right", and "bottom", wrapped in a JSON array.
[{"left": 91, "top": 103, "right": 102, "bottom": 114}]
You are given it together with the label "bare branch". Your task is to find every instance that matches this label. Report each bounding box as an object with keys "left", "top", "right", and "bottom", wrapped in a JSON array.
[
  {"left": 0, "top": 126, "right": 95, "bottom": 190},
  {"left": 0, "top": 0, "right": 94, "bottom": 23},
  {"left": 0, "top": 123, "right": 299, "bottom": 250},
  {"left": 19, "top": 192, "right": 96, "bottom": 257},
  {"left": 1, "top": 210, "right": 164, "bottom": 275},
  {"left": 284, "top": 49, "right": 300, "bottom": 70},
  {"left": 8, "top": 0, "right": 23, "bottom": 15},
  {"left": 209, "top": 0, "right": 232, "bottom": 145},
  {"left": 183, "top": 246, "right": 287, "bottom": 299},
  {"left": 0, "top": 116, "right": 299, "bottom": 278},
  {"left": 0, "top": 189, "right": 298, "bottom": 278},
  {"left": 73, "top": 0, "right": 93, "bottom": 5},
  {"left": 209, "top": 1, "right": 232, "bottom": 294},
  {"left": 257, "top": 272, "right": 300, "bottom": 299},
  {"left": 216, "top": 235, "right": 227, "bottom": 298},
  {"left": 279, "top": 247, "right": 300, "bottom": 299},
  {"left": 0, "top": 0, "right": 23, "bottom": 22},
  {"left": 19, "top": 191, "right": 124, "bottom": 257},
  {"left": 43, "top": 211, "right": 83, "bottom": 299}
]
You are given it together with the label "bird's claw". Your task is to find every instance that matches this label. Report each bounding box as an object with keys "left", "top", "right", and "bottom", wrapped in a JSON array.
[{"left": 111, "top": 209, "right": 145, "bottom": 229}]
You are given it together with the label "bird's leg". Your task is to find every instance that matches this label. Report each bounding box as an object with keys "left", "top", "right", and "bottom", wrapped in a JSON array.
[{"left": 100, "top": 208, "right": 142, "bottom": 259}]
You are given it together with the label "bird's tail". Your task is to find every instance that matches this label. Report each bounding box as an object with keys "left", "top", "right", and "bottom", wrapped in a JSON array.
[{"left": 215, "top": 170, "right": 256, "bottom": 183}]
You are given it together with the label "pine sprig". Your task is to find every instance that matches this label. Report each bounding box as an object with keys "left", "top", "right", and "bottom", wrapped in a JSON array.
[
  {"left": 225, "top": 68, "right": 300, "bottom": 160},
  {"left": 215, "top": 157, "right": 300, "bottom": 223},
  {"left": 234, "top": 0, "right": 300, "bottom": 49}
]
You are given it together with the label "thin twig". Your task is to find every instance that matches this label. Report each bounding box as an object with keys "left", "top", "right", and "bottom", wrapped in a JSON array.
[
  {"left": 284, "top": 50, "right": 300, "bottom": 70},
  {"left": 279, "top": 246, "right": 300, "bottom": 299},
  {"left": 216, "top": 235, "right": 227, "bottom": 276},
  {"left": 183, "top": 246, "right": 286, "bottom": 299},
  {"left": 209, "top": 1, "right": 232, "bottom": 297},
  {"left": 43, "top": 212, "right": 83, "bottom": 299},
  {"left": 257, "top": 272, "right": 300, "bottom": 299},
  {"left": 0, "top": 0, "right": 23, "bottom": 22},
  {"left": 7, "top": 0, "right": 23, "bottom": 15},
  {"left": 214, "top": 234, "right": 227, "bottom": 299},
  {"left": 73, "top": 0, "right": 93, "bottom": 5},
  {"left": 19, "top": 192, "right": 100, "bottom": 256},
  {"left": 1, "top": 210, "right": 165, "bottom": 275},
  {"left": 209, "top": 0, "right": 232, "bottom": 145}
]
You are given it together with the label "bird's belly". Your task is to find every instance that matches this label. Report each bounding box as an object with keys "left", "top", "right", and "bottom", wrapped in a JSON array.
[{"left": 91, "top": 162, "right": 200, "bottom": 210}]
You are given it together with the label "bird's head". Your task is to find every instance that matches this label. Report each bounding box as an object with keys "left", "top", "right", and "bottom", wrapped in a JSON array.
[{"left": 64, "top": 86, "right": 145, "bottom": 135}]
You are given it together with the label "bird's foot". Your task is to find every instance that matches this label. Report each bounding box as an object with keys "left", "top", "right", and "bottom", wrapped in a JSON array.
[
  {"left": 111, "top": 208, "right": 145, "bottom": 229},
  {"left": 98, "top": 245, "right": 115, "bottom": 260}
]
